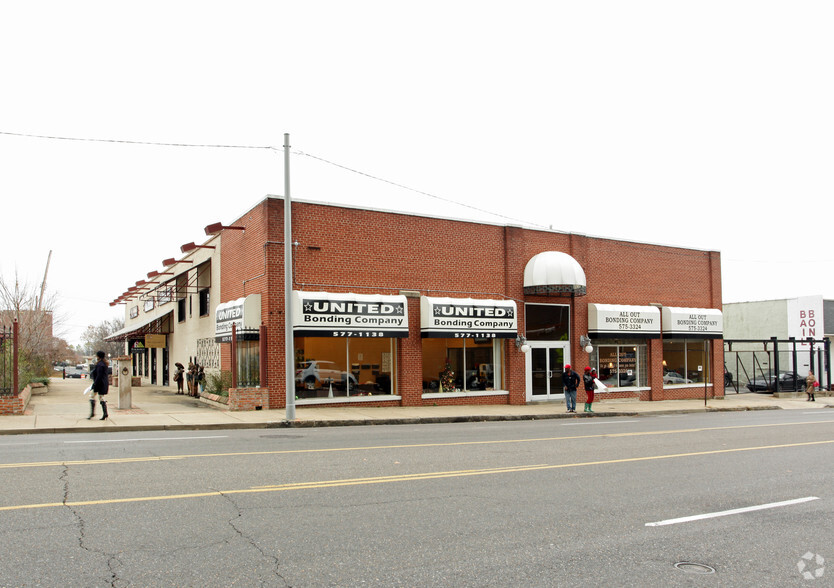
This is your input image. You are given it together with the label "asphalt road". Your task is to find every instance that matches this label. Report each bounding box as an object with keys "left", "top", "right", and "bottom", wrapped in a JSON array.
[{"left": 1, "top": 410, "right": 832, "bottom": 587}]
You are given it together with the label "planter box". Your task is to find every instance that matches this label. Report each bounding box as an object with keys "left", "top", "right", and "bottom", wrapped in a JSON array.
[
  {"left": 228, "top": 387, "right": 269, "bottom": 411},
  {"left": 0, "top": 383, "right": 33, "bottom": 415}
]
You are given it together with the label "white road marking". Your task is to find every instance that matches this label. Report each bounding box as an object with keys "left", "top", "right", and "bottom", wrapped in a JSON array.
[
  {"left": 64, "top": 435, "right": 228, "bottom": 444},
  {"left": 646, "top": 496, "right": 820, "bottom": 527}
]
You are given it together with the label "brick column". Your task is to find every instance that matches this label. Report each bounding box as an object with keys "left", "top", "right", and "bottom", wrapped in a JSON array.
[{"left": 398, "top": 296, "right": 423, "bottom": 406}]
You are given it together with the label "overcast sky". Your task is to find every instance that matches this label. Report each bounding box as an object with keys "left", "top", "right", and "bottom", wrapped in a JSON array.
[{"left": 2, "top": 1, "right": 832, "bottom": 346}]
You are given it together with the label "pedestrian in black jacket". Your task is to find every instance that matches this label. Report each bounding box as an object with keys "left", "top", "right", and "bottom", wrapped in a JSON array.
[
  {"left": 563, "top": 364, "right": 580, "bottom": 413},
  {"left": 583, "top": 366, "right": 595, "bottom": 413},
  {"left": 88, "top": 350, "right": 109, "bottom": 420}
]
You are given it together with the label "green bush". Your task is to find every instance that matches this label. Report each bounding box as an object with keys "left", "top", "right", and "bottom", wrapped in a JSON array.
[{"left": 206, "top": 370, "right": 233, "bottom": 397}]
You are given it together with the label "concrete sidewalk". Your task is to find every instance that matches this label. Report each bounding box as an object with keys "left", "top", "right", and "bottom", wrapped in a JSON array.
[{"left": 1, "top": 376, "right": 831, "bottom": 435}]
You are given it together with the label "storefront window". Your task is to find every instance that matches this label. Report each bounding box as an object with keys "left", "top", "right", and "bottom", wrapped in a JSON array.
[
  {"left": 663, "top": 340, "right": 709, "bottom": 384},
  {"left": 590, "top": 342, "right": 647, "bottom": 388},
  {"left": 294, "top": 337, "right": 397, "bottom": 399},
  {"left": 236, "top": 340, "right": 260, "bottom": 388},
  {"left": 422, "top": 338, "right": 503, "bottom": 393}
]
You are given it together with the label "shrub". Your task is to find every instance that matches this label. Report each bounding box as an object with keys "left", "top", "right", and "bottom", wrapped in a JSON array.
[{"left": 206, "top": 370, "right": 233, "bottom": 397}]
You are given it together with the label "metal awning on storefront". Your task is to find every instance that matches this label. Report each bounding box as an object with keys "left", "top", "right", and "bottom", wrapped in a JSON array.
[
  {"left": 292, "top": 291, "right": 409, "bottom": 338},
  {"left": 588, "top": 304, "right": 661, "bottom": 338},
  {"left": 420, "top": 296, "right": 518, "bottom": 338},
  {"left": 105, "top": 311, "right": 173, "bottom": 341},
  {"left": 215, "top": 295, "right": 262, "bottom": 342},
  {"left": 662, "top": 307, "right": 723, "bottom": 339}
]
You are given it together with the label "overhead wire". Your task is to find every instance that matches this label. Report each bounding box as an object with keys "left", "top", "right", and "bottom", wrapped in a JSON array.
[
  {"left": 0, "top": 130, "right": 275, "bottom": 150},
  {"left": 294, "top": 150, "right": 549, "bottom": 229},
  {"left": 0, "top": 129, "right": 546, "bottom": 228}
]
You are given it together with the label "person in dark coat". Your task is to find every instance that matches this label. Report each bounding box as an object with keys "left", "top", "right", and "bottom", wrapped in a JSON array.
[
  {"left": 88, "top": 350, "right": 110, "bottom": 420},
  {"left": 563, "top": 364, "right": 580, "bottom": 413},
  {"left": 582, "top": 366, "right": 595, "bottom": 413}
]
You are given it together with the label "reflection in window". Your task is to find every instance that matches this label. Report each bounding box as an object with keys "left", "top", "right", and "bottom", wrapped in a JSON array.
[
  {"left": 422, "top": 338, "right": 503, "bottom": 393},
  {"left": 590, "top": 343, "right": 647, "bottom": 388},
  {"left": 663, "top": 340, "right": 709, "bottom": 384},
  {"left": 294, "top": 337, "right": 396, "bottom": 399},
  {"left": 525, "top": 304, "right": 569, "bottom": 341}
]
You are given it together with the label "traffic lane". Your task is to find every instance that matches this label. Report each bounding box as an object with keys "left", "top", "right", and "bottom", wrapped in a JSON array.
[
  {"left": 210, "top": 440, "right": 831, "bottom": 586},
  {"left": 2, "top": 415, "right": 834, "bottom": 511},
  {"left": 4, "top": 411, "right": 833, "bottom": 470},
  {"left": 0, "top": 407, "right": 828, "bottom": 463},
  {"left": 15, "top": 423, "right": 827, "bottom": 531},
  {"left": 3, "top": 451, "right": 827, "bottom": 587},
  {"left": 1, "top": 428, "right": 831, "bottom": 586},
  {"left": 0, "top": 496, "right": 281, "bottom": 588},
  {"left": 0, "top": 404, "right": 817, "bottom": 457}
]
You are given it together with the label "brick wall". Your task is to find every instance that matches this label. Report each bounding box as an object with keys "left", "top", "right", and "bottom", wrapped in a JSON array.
[
  {"left": 218, "top": 197, "right": 723, "bottom": 409},
  {"left": 228, "top": 387, "right": 270, "bottom": 411},
  {"left": 0, "top": 384, "right": 32, "bottom": 415}
]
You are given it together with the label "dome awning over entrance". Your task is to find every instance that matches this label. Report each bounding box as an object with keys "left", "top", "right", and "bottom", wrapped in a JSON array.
[{"left": 523, "top": 251, "right": 587, "bottom": 296}]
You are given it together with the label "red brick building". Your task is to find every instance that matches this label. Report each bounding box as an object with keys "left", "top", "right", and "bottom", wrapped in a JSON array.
[{"left": 211, "top": 196, "right": 724, "bottom": 410}]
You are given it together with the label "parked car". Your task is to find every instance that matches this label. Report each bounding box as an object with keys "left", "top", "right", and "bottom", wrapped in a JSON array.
[
  {"left": 663, "top": 371, "right": 692, "bottom": 385},
  {"left": 64, "top": 367, "right": 86, "bottom": 379},
  {"left": 746, "top": 371, "right": 805, "bottom": 393},
  {"left": 296, "top": 360, "right": 357, "bottom": 390}
]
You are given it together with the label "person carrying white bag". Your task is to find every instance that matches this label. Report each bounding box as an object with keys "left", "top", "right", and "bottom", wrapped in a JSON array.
[
  {"left": 593, "top": 370, "right": 608, "bottom": 395},
  {"left": 582, "top": 367, "right": 595, "bottom": 413},
  {"left": 86, "top": 350, "right": 110, "bottom": 420}
]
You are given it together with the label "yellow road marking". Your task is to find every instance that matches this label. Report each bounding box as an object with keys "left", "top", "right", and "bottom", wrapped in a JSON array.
[
  {"left": 1, "top": 418, "right": 832, "bottom": 470},
  {"left": 1, "top": 439, "right": 832, "bottom": 512}
]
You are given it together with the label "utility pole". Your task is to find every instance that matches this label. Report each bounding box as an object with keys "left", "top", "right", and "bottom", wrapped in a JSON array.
[
  {"left": 36, "top": 250, "right": 52, "bottom": 312},
  {"left": 284, "top": 133, "right": 295, "bottom": 421}
]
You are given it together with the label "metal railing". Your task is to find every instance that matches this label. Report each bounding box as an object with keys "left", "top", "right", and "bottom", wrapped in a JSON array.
[
  {"left": 724, "top": 337, "right": 830, "bottom": 393},
  {"left": 0, "top": 322, "right": 19, "bottom": 395}
]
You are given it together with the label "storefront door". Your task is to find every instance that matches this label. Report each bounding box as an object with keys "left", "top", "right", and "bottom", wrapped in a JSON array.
[
  {"left": 526, "top": 342, "right": 569, "bottom": 401},
  {"left": 150, "top": 349, "right": 157, "bottom": 385}
]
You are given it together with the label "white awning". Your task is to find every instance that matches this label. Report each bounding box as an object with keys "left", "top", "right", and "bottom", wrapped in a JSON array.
[
  {"left": 421, "top": 296, "right": 517, "bottom": 338},
  {"left": 215, "top": 294, "right": 262, "bottom": 342},
  {"left": 292, "top": 291, "right": 409, "bottom": 338},
  {"left": 588, "top": 304, "right": 660, "bottom": 338},
  {"left": 662, "top": 307, "right": 723, "bottom": 339},
  {"left": 523, "top": 251, "right": 586, "bottom": 296}
]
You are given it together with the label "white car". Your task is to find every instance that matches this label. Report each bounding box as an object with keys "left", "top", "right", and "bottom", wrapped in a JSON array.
[
  {"left": 663, "top": 371, "right": 692, "bottom": 384},
  {"left": 296, "top": 360, "right": 357, "bottom": 390}
]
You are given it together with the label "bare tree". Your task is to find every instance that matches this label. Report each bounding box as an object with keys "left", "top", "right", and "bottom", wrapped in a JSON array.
[
  {"left": 0, "top": 271, "right": 62, "bottom": 376},
  {"left": 81, "top": 317, "right": 125, "bottom": 358}
]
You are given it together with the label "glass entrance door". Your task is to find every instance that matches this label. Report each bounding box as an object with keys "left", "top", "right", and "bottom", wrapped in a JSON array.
[{"left": 527, "top": 343, "right": 568, "bottom": 401}]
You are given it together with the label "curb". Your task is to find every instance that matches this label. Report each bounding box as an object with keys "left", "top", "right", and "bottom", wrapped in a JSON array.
[{"left": 0, "top": 405, "right": 784, "bottom": 436}]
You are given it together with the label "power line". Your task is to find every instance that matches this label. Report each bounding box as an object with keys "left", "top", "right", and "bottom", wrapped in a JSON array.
[
  {"left": 296, "top": 150, "right": 549, "bottom": 229},
  {"left": 1, "top": 129, "right": 547, "bottom": 228},
  {"left": 0, "top": 130, "right": 275, "bottom": 150}
]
